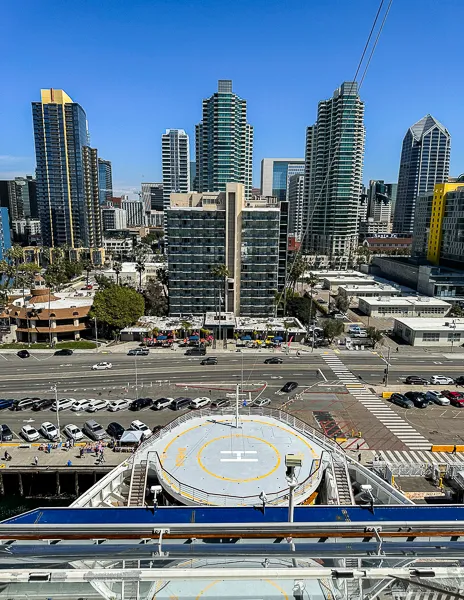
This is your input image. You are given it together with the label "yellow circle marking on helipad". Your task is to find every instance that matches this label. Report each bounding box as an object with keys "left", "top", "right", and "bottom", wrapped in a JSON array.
[{"left": 197, "top": 434, "right": 281, "bottom": 483}]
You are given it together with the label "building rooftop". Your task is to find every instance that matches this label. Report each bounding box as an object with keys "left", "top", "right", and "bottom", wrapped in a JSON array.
[
  {"left": 339, "top": 284, "right": 399, "bottom": 294},
  {"left": 11, "top": 288, "right": 93, "bottom": 311},
  {"left": 394, "top": 317, "right": 464, "bottom": 331},
  {"left": 360, "top": 296, "right": 451, "bottom": 307},
  {"left": 204, "top": 311, "right": 236, "bottom": 327},
  {"left": 137, "top": 315, "right": 204, "bottom": 331},
  {"left": 235, "top": 316, "right": 305, "bottom": 333}
]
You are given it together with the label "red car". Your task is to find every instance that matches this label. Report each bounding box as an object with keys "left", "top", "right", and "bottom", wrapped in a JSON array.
[{"left": 442, "top": 390, "right": 464, "bottom": 407}]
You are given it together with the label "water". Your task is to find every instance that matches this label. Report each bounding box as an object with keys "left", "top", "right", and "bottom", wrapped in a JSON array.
[{"left": 0, "top": 494, "right": 72, "bottom": 521}]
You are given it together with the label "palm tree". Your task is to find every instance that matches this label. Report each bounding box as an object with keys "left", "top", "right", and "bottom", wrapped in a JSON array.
[
  {"left": 135, "top": 261, "right": 146, "bottom": 290},
  {"left": 0, "top": 260, "right": 14, "bottom": 288},
  {"left": 113, "top": 261, "right": 122, "bottom": 286},
  {"left": 82, "top": 260, "right": 93, "bottom": 287},
  {"left": 303, "top": 272, "right": 319, "bottom": 325},
  {"left": 5, "top": 244, "right": 24, "bottom": 285},
  {"left": 210, "top": 264, "right": 231, "bottom": 345},
  {"left": 181, "top": 321, "right": 192, "bottom": 338},
  {"left": 283, "top": 320, "right": 292, "bottom": 343}
]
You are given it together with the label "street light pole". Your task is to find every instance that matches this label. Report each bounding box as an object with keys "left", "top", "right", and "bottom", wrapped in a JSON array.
[
  {"left": 384, "top": 346, "right": 391, "bottom": 387},
  {"left": 134, "top": 354, "right": 138, "bottom": 399},
  {"left": 52, "top": 383, "right": 61, "bottom": 440},
  {"left": 94, "top": 316, "right": 98, "bottom": 353},
  {"left": 451, "top": 319, "right": 456, "bottom": 353}
]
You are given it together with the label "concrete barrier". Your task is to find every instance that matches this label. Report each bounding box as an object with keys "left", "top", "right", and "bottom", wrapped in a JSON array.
[
  {"left": 431, "top": 445, "right": 456, "bottom": 453},
  {"left": 382, "top": 391, "right": 393, "bottom": 399}
]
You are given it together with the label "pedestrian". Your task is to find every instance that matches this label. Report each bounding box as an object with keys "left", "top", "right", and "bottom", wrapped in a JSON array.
[
  {"left": 356, "top": 443, "right": 360, "bottom": 451},
  {"left": 34, "top": 456, "right": 38, "bottom": 466},
  {"left": 67, "top": 459, "right": 72, "bottom": 467},
  {"left": 79, "top": 447, "right": 84, "bottom": 459},
  {"left": 357, "top": 452, "right": 362, "bottom": 463},
  {"left": 47, "top": 443, "right": 51, "bottom": 454},
  {"left": 396, "top": 347, "right": 399, "bottom": 353},
  {"left": 99, "top": 448, "right": 105, "bottom": 463}
]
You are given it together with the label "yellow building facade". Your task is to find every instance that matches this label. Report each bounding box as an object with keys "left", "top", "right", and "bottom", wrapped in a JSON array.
[{"left": 427, "top": 182, "right": 464, "bottom": 264}]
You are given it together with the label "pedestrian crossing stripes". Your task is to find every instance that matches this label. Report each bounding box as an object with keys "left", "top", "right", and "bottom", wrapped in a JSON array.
[
  {"left": 379, "top": 449, "right": 464, "bottom": 465},
  {"left": 322, "top": 353, "right": 431, "bottom": 450}
]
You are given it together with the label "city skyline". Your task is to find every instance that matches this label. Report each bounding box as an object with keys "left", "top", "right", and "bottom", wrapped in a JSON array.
[{"left": 2, "top": 1, "right": 464, "bottom": 194}]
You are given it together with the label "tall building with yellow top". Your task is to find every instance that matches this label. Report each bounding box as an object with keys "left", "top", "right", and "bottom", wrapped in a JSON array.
[{"left": 32, "top": 89, "right": 102, "bottom": 249}]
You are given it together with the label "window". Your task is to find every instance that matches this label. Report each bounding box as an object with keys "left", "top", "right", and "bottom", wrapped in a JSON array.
[{"left": 422, "top": 332, "right": 439, "bottom": 342}]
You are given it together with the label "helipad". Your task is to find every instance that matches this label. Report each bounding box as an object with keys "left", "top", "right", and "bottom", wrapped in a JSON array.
[{"left": 148, "top": 414, "right": 324, "bottom": 506}]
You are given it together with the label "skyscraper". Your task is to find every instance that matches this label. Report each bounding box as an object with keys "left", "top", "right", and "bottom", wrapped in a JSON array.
[
  {"left": 32, "top": 89, "right": 102, "bottom": 248},
  {"left": 303, "top": 82, "right": 365, "bottom": 257},
  {"left": 162, "top": 129, "right": 190, "bottom": 209},
  {"left": 261, "top": 159, "right": 305, "bottom": 201},
  {"left": 393, "top": 115, "right": 450, "bottom": 234},
  {"left": 367, "top": 180, "right": 393, "bottom": 223},
  {"left": 98, "top": 159, "right": 113, "bottom": 205},
  {"left": 0, "top": 176, "right": 37, "bottom": 220},
  {"left": 141, "top": 183, "right": 164, "bottom": 212},
  {"left": 195, "top": 80, "right": 253, "bottom": 199},
  {"left": 121, "top": 198, "right": 145, "bottom": 227},
  {"left": 0, "top": 207, "right": 11, "bottom": 261},
  {"left": 82, "top": 147, "right": 102, "bottom": 248},
  {"left": 287, "top": 173, "right": 305, "bottom": 238}
]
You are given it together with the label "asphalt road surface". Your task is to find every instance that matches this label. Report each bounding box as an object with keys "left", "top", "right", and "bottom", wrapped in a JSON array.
[{"left": 0, "top": 351, "right": 464, "bottom": 446}]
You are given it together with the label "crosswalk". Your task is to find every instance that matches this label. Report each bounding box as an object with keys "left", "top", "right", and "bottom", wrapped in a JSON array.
[
  {"left": 322, "top": 353, "right": 431, "bottom": 450},
  {"left": 379, "top": 449, "right": 464, "bottom": 465}
]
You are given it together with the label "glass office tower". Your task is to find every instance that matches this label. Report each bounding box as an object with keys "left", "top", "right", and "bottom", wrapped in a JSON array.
[{"left": 98, "top": 159, "right": 113, "bottom": 205}]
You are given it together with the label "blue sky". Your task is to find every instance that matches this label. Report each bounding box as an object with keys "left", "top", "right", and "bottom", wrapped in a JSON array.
[{"left": 1, "top": 0, "right": 463, "bottom": 194}]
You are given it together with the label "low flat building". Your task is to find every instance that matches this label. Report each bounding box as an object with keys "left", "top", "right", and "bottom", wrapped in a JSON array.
[
  {"left": 235, "top": 316, "right": 306, "bottom": 342},
  {"left": 359, "top": 296, "right": 451, "bottom": 318},
  {"left": 364, "top": 236, "right": 412, "bottom": 255},
  {"left": 393, "top": 317, "right": 464, "bottom": 347},
  {"left": 102, "top": 262, "right": 164, "bottom": 287},
  {"left": 338, "top": 284, "right": 400, "bottom": 299},
  {"left": 322, "top": 275, "right": 374, "bottom": 291}
]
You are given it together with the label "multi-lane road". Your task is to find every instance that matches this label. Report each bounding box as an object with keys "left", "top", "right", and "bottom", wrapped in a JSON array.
[{"left": 0, "top": 349, "right": 463, "bottom": 446}]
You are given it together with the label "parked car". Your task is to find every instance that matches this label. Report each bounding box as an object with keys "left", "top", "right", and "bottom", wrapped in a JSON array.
[
  {"left": 17, "top": 350, "right": 30, "bottom": 359},
  {"left": 71, "top": 399, "right": 91, "bottom": 412},
  {"left": 64, "top": 424, "right": 84, "bottom": 441},
  {"left": 425, "top": 390, "right": 450, "bottom": 406},
  {"left": 11, "top": 397, "right": 37, "bottom": 411},
  {"left": 404, "top": 391, "right": 430, "bottom": 408},
  {"left": 185, "top": 348, "right": 206, "bottom": 356},
  {"left": 200, "top": 357, "right": 218, "bottom": 365},
  {"left": 442, "top": 390, "right": 464, "bottom": 407},
  {"left": 130, "top": 420, "right": 151, "bottom": 439},
  {"left": 128, "top": 348, "right": 149, "bottom": 356},
  {"left": 108, "top": 399, "right": 130, "bottom": 412},
  {"left": 171, "top": 397, "right": 192, "bottom": 411},
  {"left": 152, "top": 397, "right": 174, "bottom": 410},
  {"left": 281, "top": 381, "right": 298, "bottom": 393},
  {"left": 107, "top": 422, "right": 125, "bottom": 440},
  {"left": 20, "top": 424, "right": 40, "bottom": 442},
  {"left": 87, "top": 399, "right": 109, "bottom": 412},
  {"left": 351, "top": 331, "right": 368, "bottom": 338},
  {"left": 455, "top": 376, "right": 464, "bottom": 386},
  {"left": 210, "top": 398, "right": 231, "bottom": 409},
  {"left": 252, "top": 397, "right": 271, "bottom": 407},
  {"left": 389, "top": 393, "right": 414, "bottom": 409},
  {"left": 32, "top": 398, "right": 54, "bottom": 411},
  {"left": 83, "top": 419, "right": 106, "bottom": 441},
  {"left": 51, "top": 397, "right": 75, "bottom": 412},
  {"left": 190, "top": 397, "right": 210, "bottom": 409},
  {"left": 40, "top": 422, "right": 59, "bottom": 440},
  {"left": 0, "top": 399, "right": 14, "bottom": 411},
  {"left": 91, "top": 362, "right": 112, "bottom": 370},
  {"left": 54, "top": 349, "right": 73, "bottom": 356},
  {"left": 0, "top": 424, "right": 13, "bottom": 441},
  {"left": 430, "top": 375, "right": 454, "bottom": 385},
  {"left": 264, "top": 357, "right": 283, "bottom": 364},
  {"left": 405, "top": 375, "right": 429, "bottom": 385},
  {"left": 129, "top": 397, "right": 153, "bottom": 411}
]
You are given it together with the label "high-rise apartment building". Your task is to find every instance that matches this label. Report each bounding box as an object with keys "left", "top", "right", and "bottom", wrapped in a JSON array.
[
  {"left": 288, "top": 173, "right": 305, "bottom": 239},
  {"left": 141, "top": 182, "right": 164, "bottom": 212},
  {"left": 98, "top": 159, "right": 113, "bottom": 205},
  {"left": 195, "top": 80, "right": 253, "bottom": 199},
  {"left": 166, "top": 183, "right": 287, "bottom": 317},
  {"left": 0, "top": 207, "right": 11, "bottom": 261},
  {"left": 32, "top": 88, "right": 102, "bottom": 248},
  {"left": 162, "top": 130, "right": 190, "bottom": 209},
  {"left": 121, "top": 198, "right": 145, "bottom": 227},
  {"left": 0, "top": 176, "right": 37, "bottom": 221},
  {"left": 412, "top": 190, "right": 434, "bottom": 258},
  {"left": 393, "top": 115, "right": 450, "bottom": 234},
  {"left": 303, "top": 82, "right": 365, "bottom": 257},
  {"left": 367, "top": 180, "right": 393, "bottom": 223},
  {"left": 101, "top": 206, "right": 127, "bottom": 231},
  {"left": 261, "top": 159, "right": 305, "bottom": 202}
]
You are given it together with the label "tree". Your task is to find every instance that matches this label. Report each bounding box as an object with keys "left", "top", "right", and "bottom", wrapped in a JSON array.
[
  {"left": 90, "top": 286, "right": 144, "bottom": 334},
  {"left": 0, "top": 259, "right": 15, "bottom": 287},
  {"left": 449, "top": 304, "right": 463, "bottom": 318},
  {"left": 81, "top": 260, "right": 93, "bottom": 287},
  {"left": 4, "top": 244, "right": 24, "bottom": 282},
  {"left": 210, "top": 264, "right": 231, "bottom": 337},
  {"left": 288, "top": 254, "right": 309, "bottom": 292},
  {"left": 286, "top": 293, "right": 316, "bottom": 325},
  {"left": 143, "top": 280, "right": 168, "bottom": 316},
  {"left": 335, "top": 294, "right": 350, "bottom": 314},
  {"left": 156, "top": 267, "right": 169, "bottom": 298},
  {"left": 322, "top": 319, "right": 344, "bottom": 343},
  {"left": 181, "top": 321, "right": 192, "bottom": 336},
  {"left": 366, "top": 326, "right": 383, "bottom": 348},
  {"left": 135, "top": 261, "right": 146, "bottom": 289},
  {"left": 94, "top": 274, "right": 115, "bottom": 289},
  {"left": 113, "top": 261, "right": 122, "bottom": 286}
]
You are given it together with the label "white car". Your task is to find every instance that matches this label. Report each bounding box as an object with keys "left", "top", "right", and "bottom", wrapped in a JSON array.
[
  {"left": 92, "top": 362, "right": 112, "bottom": 371},
  {"left": 130, "top": 420, "right": 151, "bottom": 439},
  {"left": 51, "top": 397, "right": 75, "bottom": 411},
  {"left": 71, "top": 399, "right": 91, "bottom": 412},
  {"left": 430, "top": 375, "right": 454, "bottom": 385},
  {"left": 87, "top": 399, "right": 109, "bottom": 412},
  {"left": 425, "top": 390, "right": 450, "bottom": 406},
  {"left": 64, "top": 424, "right": 84, "bottom": 441},
  {"left": 190, "top": 397, "right": 210, "bottom": 409},
  {"left": 252, "top": 397, "right": 271, "bottom": 407},
  {"left": 108, "top": 399, "right": 130, "bottom": 412},
  {"left": 40, "top": 422, "right": 59, "bottom": 440},
  {"left": 21, "top": 425, "right": 40, "bottom": 442},
  {"left": 152, "top": 397, "right": 174, "bottom": 410}
]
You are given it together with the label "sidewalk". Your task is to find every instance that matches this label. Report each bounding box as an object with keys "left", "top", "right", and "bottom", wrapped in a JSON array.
[{"left": 0, "top": 444, "right": 127, "bottom": 468}]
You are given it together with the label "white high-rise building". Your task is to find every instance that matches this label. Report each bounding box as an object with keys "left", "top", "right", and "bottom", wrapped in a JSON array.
[
  {"left": 260, "top": 159, "right": 305, "bottom": 201},
  {"left": 101, "top": 206, "right": 127, "bottom": 231},
  {"left": 287, "top": 173, "right": 305, "bottom": 239},
  {"left": 303, "top": 82, "right": 365, "bottom": 257},
  {"left": 121, "top": 198, "right": 145, "bottom": 227},
  {"left": 162, "top": 130, "right": 190, "bottom": 209}
]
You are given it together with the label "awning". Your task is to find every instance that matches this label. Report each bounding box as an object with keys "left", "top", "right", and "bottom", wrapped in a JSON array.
[
  {"left": 241, "top": 335, "right": 251, "bottom": 340},
  {"left": 157, "top": 335, "right": 167, "bottom": 340},
  {"left": 119, "top": 430, "right": 143, "bottom": 444},
  {"left": 189, "top": 335, "right": 199, "bottom": 340}
]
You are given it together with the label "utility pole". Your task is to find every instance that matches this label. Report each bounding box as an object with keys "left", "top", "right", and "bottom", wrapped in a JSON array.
[
  {"left": 134, "top": 353, "right": 139, "bottom": 399},
  {"left": 52, "top": 383, "right": 61, "bottom": 440},
  {"left": 384, "top": 346, "right": 391, "bottom": 387},
  {"left": 450, "top": 319, "right": 456, "bottom": 353},
  {"left": 235, "top": 383, "right": 240, "bottom": 429},
  {"left": 94, "top": 316, "right": 98, "bottom": 353}
]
